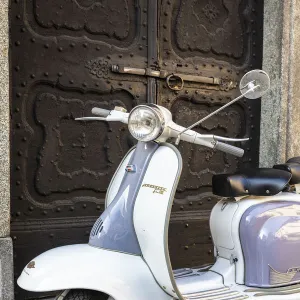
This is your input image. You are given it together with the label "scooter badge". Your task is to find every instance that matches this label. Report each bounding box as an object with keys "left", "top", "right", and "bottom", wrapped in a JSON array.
[
  {"left": 125, "top": 164, "right": 136, "bottom": 173},
  {"left": 142, "top": 183, "right": 167, "bottom": 195}
]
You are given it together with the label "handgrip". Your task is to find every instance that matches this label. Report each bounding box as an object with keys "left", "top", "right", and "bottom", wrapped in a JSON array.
[
  {"left": 214, "top": 141, "right": 244, "bottom": 157},
  {"left": 91, "top": 107, "right": 111, "bottom": 117}
]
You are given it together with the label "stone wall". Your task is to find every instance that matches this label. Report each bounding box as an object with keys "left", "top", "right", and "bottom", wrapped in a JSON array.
[
  {"left": 0, "top": 0, "right": 14, "bottom": 299},
  {"left": 260, "top": 0, "right": 300, "bottom": 166}
]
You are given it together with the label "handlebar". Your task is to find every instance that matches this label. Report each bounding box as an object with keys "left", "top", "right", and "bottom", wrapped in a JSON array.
[
  {"left": 214, "top": 141, "right": 244, "bottom": 157},
  {"left": 91, "top": 108, "right": 111, "bottom": 117},
  {"left": 76, "top": 106, "right": 245, "bottom": 158}
]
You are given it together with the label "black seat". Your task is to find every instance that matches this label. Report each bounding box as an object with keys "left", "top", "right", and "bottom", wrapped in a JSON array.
[
  {"left": 274, "top": 156, "right": 300, "bottom": 184},
  {"left": 212, "top": 168, "right": 292, "bottom": 197},
  {"left": 287, "top": 157, "right": 300, "bottom": 164}
]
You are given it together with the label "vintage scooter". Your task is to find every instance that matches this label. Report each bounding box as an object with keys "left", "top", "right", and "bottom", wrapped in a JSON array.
[{"left": 17, "top": 70, "right": 300, "bottom": 300}]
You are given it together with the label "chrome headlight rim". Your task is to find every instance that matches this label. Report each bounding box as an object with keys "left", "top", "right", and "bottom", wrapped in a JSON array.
[{"left": 128, "top": 104, "right": 165, "bottom": 142}]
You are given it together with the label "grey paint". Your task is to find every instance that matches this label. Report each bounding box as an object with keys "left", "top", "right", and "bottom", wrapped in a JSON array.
[
  {"left": 89, "top": 141, "right": 159, "bottom": 255},
  {"left": 240, "top": 201, "right": 300, "bottom": 287},
  {"left": 104, "top": 146, "right": 136, "bottom": 208}
]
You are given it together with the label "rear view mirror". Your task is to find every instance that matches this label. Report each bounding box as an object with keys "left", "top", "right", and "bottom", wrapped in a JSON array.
[{"left": 240, "top": 70, "right": 270, "bottom": 99}]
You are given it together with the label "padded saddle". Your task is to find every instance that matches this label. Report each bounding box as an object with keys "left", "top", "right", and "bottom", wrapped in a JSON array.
[
  {"left": 274, "top": 156, "right": 300, "bottom": 185},
  {"left": 212, "top": 168, "right": 292, "bottom": 197}
]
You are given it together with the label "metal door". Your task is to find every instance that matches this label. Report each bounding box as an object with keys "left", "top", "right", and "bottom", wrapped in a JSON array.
[{"left": 10, "top": 0, "right": 263, "bottom": 299}]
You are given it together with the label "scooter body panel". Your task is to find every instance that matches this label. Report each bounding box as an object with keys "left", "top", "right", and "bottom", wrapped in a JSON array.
[
  {"left": 133, "top": 143, "right": 182, "bottom": 298},
  {"left": 241, "top": 200, "right": 300, "bottom": 287},
  {"left": 89, "top": 141, "right": 159, "bottom": 255},
  {"left": 18, "top": 142, "right": 183, "bottom": 299},
  {"left": 210, "top": 192, "right": 300, "bottom": 285},
  {"left": 17, "top": 244, "right": 173, "bottom": 300},
  {"left": 90, "top": 142, "right": 182, "bottom": 298}
]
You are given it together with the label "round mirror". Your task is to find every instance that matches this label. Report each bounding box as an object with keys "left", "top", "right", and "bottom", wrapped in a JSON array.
[{"left": 239, "top": 70, "right": 270, "bottom": 99}]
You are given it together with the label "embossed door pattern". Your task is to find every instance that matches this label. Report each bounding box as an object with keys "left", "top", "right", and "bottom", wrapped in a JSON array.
[
  {"left": 10, "top": 0, "right": 153, "bottom": 299},
  {"left": 10, "top": 0, "right": 263, "bottom": 299}
]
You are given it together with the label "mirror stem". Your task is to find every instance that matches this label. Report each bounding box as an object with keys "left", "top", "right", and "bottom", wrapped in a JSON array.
[{"left": 175, "top": 85, "right": 259, "bottom": 145}]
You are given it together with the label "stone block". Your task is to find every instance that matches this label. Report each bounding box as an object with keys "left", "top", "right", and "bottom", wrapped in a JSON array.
[
  {"left": 0, "top": 0, "right": 9, "bottom": 238},
  {"left": 260, "top": 0, "right": 300, "bottom": 167},
  {"left": 0, "top": 238, "right": 14, "bottom": 300}
]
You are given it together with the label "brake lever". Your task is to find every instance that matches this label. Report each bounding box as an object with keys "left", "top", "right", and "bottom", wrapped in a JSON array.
[{"left": 213, "top": 135, "right": 249, "bottom": 143}]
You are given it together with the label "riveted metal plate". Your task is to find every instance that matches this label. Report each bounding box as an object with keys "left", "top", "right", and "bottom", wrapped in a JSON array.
[{"left": 10, "top": 0, "right": 148, "bottom": 298}]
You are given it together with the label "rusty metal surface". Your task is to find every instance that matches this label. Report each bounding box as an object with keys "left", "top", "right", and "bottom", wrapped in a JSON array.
[{"left": 10, "top": 0, "right": 263, "bottom": 299}]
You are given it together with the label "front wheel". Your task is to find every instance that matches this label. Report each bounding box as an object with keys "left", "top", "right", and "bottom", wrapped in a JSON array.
[{"left": 59, "top": 289, "right": 111, "bottom": 300}]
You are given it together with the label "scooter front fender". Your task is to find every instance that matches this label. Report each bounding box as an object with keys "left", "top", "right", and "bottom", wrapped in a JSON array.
[{"left": 17, "top": 244, "right": 173, "bottom": 300}]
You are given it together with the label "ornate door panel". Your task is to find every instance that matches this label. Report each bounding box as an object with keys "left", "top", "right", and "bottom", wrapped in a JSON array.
[
  {"left": 10, "top": 0, "right": 264, "bottom": 299},
  {"left": 160, "top": 0, "right": 264, "bottom": 268},
  {"left": 10, "top": 0, "right": 151, "bottom": 299}
]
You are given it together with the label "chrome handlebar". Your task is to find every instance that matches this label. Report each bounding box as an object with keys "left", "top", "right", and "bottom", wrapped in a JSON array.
[
  {"left": 76, "top": 107, "right": 246, "bottom": 157},
  {"left": 214, "top": 141, "right": 244, "bottom": 157}
]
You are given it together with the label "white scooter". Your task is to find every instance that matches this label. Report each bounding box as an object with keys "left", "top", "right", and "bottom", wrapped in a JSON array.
[{"left": 18, "top": 70, "right": 300, "bottom": 300}]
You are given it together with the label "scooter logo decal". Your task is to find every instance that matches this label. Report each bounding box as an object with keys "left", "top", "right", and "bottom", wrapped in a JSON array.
[
  {"left": 269, "top": 265, "right": 300, "bottom": 285},
  {"left": 27, "top": 261, "right": 35, "bottom": 269},
  {"left": 142, "top": 184, "right": 167, "bottom": 195}
]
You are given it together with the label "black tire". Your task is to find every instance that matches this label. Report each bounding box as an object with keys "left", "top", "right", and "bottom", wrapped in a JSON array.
[{"left": 63, "top": 289, "right": 109, "bottom": 300}]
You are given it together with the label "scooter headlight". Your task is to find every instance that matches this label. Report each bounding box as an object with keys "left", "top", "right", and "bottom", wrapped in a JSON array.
[{"left": 128, "top": 105, "right": 165, "bottom": 142}]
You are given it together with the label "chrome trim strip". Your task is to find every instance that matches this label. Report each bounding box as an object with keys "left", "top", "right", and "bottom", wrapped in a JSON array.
[
  {"left": 173, "top": 264, "right": 213, "bottom": 279},
  {"left": 161, "top": 142, "right": 184, "bottom": 299},
  {"left": 183, "top": 287, "right": 249, "bottom": 300},
  {"left": 244, "top": 282, "right": 300, "bottom": 293},
  {"left": 185, "top": 291, "right": 248, "bottom": 300},
  {"left": 253, "top": 286, "right": 300, "bottom": 297},
  {"left": 183, "top": 287, "right": 230, "bottom": 297}
]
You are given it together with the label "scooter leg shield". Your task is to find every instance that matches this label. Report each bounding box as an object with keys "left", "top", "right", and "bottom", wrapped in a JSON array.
[{"left": 17, "top": 244, "right": 173, "bottom": 300}]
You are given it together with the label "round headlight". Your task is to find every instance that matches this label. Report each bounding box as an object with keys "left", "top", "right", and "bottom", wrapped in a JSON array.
[{"left": 128, "top": 105, "right": 164, "bottom": 142}]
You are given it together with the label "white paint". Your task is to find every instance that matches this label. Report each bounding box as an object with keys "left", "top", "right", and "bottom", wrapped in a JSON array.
[
  {"left": 210, "top": 201, "right": 238, "bottom": 250},
  {"left": 176, "top": 271, "right": 223, "bottom": 295},
  {"left": 210, "top": 257, "right": 235, "bottom": 286},
  {"left": 133, "top": 145, "right": 180, "bottom": 298},
  {"left": 105, "top": 148, "right": 135, "bottom": 208},
  {"left": 106, "top": 110, "right": 129, "bottom": 123},
  {"left": 17, "top": 244, "right": 172, "bottom": 300}
]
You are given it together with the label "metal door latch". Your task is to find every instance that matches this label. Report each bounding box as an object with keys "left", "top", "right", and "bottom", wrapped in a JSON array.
[{"left": 111, "top": 64, "right": 236, "bottom": 91}]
